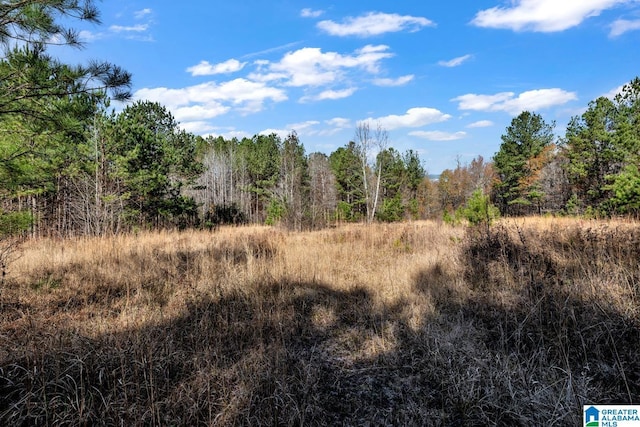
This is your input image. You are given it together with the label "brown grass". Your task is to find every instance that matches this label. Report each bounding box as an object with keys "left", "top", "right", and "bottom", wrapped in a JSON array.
[{"left": 0, "top": 219, "right": 638, "bottom": 425}]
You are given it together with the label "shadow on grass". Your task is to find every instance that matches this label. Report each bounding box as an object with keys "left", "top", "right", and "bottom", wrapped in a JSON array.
[
  {"left": 2, "top": 277, "right": 446, "bottom": 426},
  {"left": 418, "top": 226, "right": 640, "bottom": 425},
  {"left": 1, "top": 227, "right": 639, "bottom": 426}
]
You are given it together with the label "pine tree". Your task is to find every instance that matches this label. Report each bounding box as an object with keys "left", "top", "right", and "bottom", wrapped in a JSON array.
[{"left": 493, "top": 111, "right": 554, "bottom": 215}]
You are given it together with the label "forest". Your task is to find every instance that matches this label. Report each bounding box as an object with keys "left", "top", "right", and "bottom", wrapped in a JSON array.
[
  {"left": 3, "top": 88, "right": 640, "bottom": 239},
  {"left": 3, "top": 72, "right": 640, "bottom": 236}
]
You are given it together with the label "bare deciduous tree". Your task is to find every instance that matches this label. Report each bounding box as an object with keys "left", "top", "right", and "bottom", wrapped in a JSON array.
[{"left": 354, "top": 121, "right": 389, "bottom": 223}]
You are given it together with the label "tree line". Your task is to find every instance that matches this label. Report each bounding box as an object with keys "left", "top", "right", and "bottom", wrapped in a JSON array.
[
  {"left": 189, "top": 124, "right": 427, "bottom": 230},
  {"left": 491, "top": 81, "right": 640, "bottom": 218},
  {"left": 1, "top": 1, "right": 639, "bottom": 241}
]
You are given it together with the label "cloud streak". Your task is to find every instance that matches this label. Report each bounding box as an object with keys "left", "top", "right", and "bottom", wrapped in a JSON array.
[
  {"left": 610, "top": 18, "right": 640, "bottom": 36},
  {"left": 452, "top": 88, "right": 577, "bottom": 115},
  {"left": 301, "top": 88, "right": 357, "bottom": 103},
  {"left": 109, "top": 24, "right": 148, "bottom": 33},
  {"left": 318, "top": 12, "right": 434, "bottom": 37},
  {"left": 187, "top": 59, "right": 247, "bottom": 76},
  {"left": 467, "top": 120, "right": 494, "bottom": 128},
  {"left": 438, "top": 54, "right": 472, "bottom": 67},
  {"left": 471, "top": 0, "right": 627, "bottom": 32},
  {"left": 410, "top": 130, "right": 467, "bottom": 141},
  {"left": 372, "top": 75, "right": 414, "bottom": 87},
  {"left": 134, "top": 8, "right": 152, "bottom": 19},
  {"left": 301, "top": 8, "right": 324, "bottom": 18}
]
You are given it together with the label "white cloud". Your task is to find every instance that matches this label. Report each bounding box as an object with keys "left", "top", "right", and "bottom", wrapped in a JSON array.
[
  {"left": 326, "top": 117, "right": 351, "bottom": 128},
  {"left": 410, "top": 131, "right": 467, "bottom": 141},
  {"left": 179, "top": 121, "right": 218, "bottom": 134},
  {"left": 259, "top": 128, "right": 290, "bottom": 139},
  {"left": 258, "top": 120, "right": 321, "bottom": 139},
  {"left": 301, "top": 88, "right": 357, "bottom": 102},
  {"left": 79, "top": 30, "right": 103, "bottom": 42},
  {"left": 320, "top": 117, "right": 353, "bottom": 135},
  {"left": 471, "top": 0, "right": 627, "bottom": 32},
  {"left": 220, "top": 130, "right": 252, "bottom": 140},
  {"left": 288, "top": 120, "right": 320, "bottom": 132},
  {"left": 301, "top": 8, "right": 324, "bottom": 18},
  {"left": 366, "top": 107, "right": 452, "bottom": 130},
  {"left": 317, "top": 12, "right": 434, "bottom": 37},
  {"left": 467, "top": 120, "right": 494, "bottom": 128},
  {"left": 256, "top": 45, "right": 394, "bottom": 88},
  {"left": 172, "top": 104, "right": 230, "bottom": 122},
  {"left": 438, "top": 54, "right": 472, "bottom": 67},
  {"left": 134, "top": 78, "right": 288, "bottom": 117},
  {"left": 452, "top": 89, "right": 578, "bottom": 115},
  {"left": 603, "top": 84, "right": 625, "bottom": 99},
  {"left": 452, "top": 92, "right": 514, "bottom": 111},
  {"left": 109, "top": 24, "right": 149, "bottom": 33},
  {"left": 134, "top": 8, "right": 152, "bottom": 19},
  {"left": 248, "top": 71, "right": 290, "bottom": 83},
  {"left": 610, "top": 18, "right": 640, "bottom": 36},
  {"left": 372, "top": 75, "right": 414, "bottom": 87},
  {"left": 186, "top": 59, "right": 247, "bottom": 76}
]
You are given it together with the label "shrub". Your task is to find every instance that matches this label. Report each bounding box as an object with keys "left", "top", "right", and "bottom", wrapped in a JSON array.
[
  {"left": 376, "top": 194, "right": 404, "bottom": 222},
  {"left": 459, "top": 189, "right": 500, "bottom": 226}
]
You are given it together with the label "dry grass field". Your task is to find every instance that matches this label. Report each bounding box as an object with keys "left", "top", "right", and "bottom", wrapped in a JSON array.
[{"left": 1, "top": 218, "right": 639, "bottom": 425}]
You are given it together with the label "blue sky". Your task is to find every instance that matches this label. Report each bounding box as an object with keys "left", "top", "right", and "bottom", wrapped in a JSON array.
[{"left": 57, "top": 1, "right": 640, "bottom": 173}]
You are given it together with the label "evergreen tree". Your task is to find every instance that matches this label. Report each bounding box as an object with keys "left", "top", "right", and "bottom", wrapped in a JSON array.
[
  {"left": 110, "top": 101, "right": 202, "bottom": 228},
  {"left": 563, "top": 78, "right": 640, "bottom": 215},
  {"left": 0, "top": 1, "right": 131, "bottom": 122},
  {"left": 329, "top": 142, "right": 365, "bottom": 221},
  {"left": 1, "top": 0, "right": 130, "bottom": 235},
  {"left": 493, "top": 111, "right": 554, "bottom": 215},
  {"left": 563, "top": 97, "right": 619, "bottom": 210}
]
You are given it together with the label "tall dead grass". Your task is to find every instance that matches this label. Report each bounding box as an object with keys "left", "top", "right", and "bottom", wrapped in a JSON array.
[{"left": 0, "top": 219, "right": 638, "bottom": 425}]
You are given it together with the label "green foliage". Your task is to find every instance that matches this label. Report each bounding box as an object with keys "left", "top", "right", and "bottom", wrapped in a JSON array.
[
  {"left": 109, "top": 101, "right": 202, "bottom": 227},
  {"left": 372, "top": 147, "right": 426, "bottom": 221},
  {"left": 159, "top": 196, "right": 199, "bottom": 230},
  {"left": 459, "top": 189, "right": 500, "bottom": 226},
  {"left": 442, "top": 209, "right": 461, "bottom": 226},
  {"left": 376, "top": 194, "right": 404, "bottom": 222},
  {"left": 564, "top": 193, "right": 580, "bottom": 216},
  {"left": 376, "top": 148, "right": 406, "bottom": 199},
  {"left": 0, "top": 1, "right": 100, "bottom": 48},
  {"left": 407, "top": 198, "right": 420, "bottom": 220},
  {"left": 265, "top": 199, "right": 286, "bottom": 226},
  {"left": 0, "top": 1, "right": 131, "bottom": 237},
  {"left": 605, "top": 164, "right": 640, "bottom": 215},
  {"left": 493, "top": 111, "right": 554, "bottom": 216},
  {"left": 0, "top": 210, "right": 32, "bottom": 237},
  {"left": 0, "top": 1, "right": 131, "bottom": 112},
  {"left": 277, "top": 132, "right": 311, "bottom": 230},
  {"left": 240, "top": 134, "right": 282, "bottom": 220},
  {"left": 403, "top": 150, "right": 426, "bottom": 197},
  {"left": 335, "top": 201, "right": 357, "bottom": 222},
  {"left": 329, "top": 142, "right": 366, "bottom": 218},
  {"left": 563, "top": 97, "right": 620, "bottom": 208},
  {"left": 563, "top": 78, "right": 640, "bottom": 215}
]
